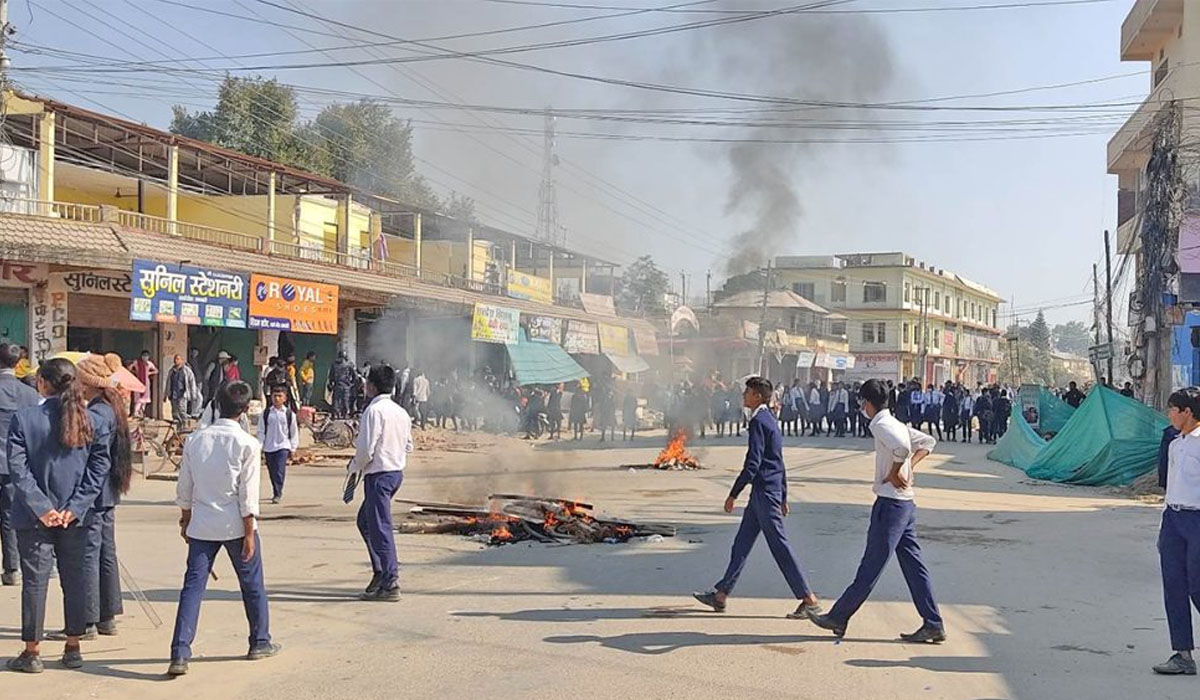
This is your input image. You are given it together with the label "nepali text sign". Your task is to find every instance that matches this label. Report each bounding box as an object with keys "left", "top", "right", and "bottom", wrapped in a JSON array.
[
  {"left": 506, "top": 272, "right": 553, "bottom": 304},
  {"left": 815, "top": 352, "right": 855, "bottom": 370},
  {"left": 0, "top": 260, "right": 46, "bottom": 287},
  {"left": 30, "top": 278, "right": 67, "bottom": 364},
  {"left": 471, "top": 303, "right": 520, "bottom": 345},
  {"left": 632, "top": 323, "right": 659, "bottom": 356},
  {"left": 130, "top": 259, "right": 247, "bottom": 328},
  {"left": 598, "top": 322, "right": 631, "bottom": 356},
  {"left": 843, "top": 352, "right": 898, "bottom": 381},
  {"left": 563, "top": 320, "right": 600, "bottom": 354},
  {"left": 249, "top": 274, "right": 339, "bottom": 334},
  {"left": 794, "top": 350, "right": 816, "bottom": 369},
  {"left": 54, "top": 269, "right": 131, "bottom": 298},
  {"left": 526, "top": 315, "right": 562, "bottom": 344}
]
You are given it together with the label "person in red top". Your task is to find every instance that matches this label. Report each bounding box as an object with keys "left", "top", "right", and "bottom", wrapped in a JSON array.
[{"left": 224, "top": 355, "right": 242, "bottom": 383}]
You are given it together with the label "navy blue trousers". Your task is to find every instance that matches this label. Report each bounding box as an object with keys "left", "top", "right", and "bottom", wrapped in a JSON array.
[
  {"left": 84, "top": 506, "right": 123, "bottom": 625},
  {"left": 828, "top": 497, "right": 943, "bottom": 628},
  {"left": 1159, "top": 507, "right": 1200, "bottom": 651},
  {"left": 18, "top": 525, "right": 89, "bottom": 642},
  {"left": 715, "top": 489, "right": 812, "bottom": 599},
  {"left": 357, "top": 471, "right": 404, "bottom": 585},
  {"left": 264, "top": 450, "right": 290, "bottom": 500},
  {"left": 0, "top": 481, "right": 17, "bottom": 573},
  {"left": 170, "top": 533, "right": 270, "bottom": 661}
]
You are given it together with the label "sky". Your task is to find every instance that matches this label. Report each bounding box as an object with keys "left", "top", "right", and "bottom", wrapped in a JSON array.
[{"left": 8, "top": 0, "right": 1145, "bottom": 328}]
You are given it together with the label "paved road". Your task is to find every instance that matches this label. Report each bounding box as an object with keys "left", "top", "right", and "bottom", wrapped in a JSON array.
[{"left": 0, "top": 431, "right": 1189, "bottom": 699}]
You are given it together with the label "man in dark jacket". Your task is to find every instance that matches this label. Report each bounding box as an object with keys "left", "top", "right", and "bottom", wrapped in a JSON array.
[
  {"left": 1063, "top": 381, "right": 1086, "bottom": 408},
  {"left": 0, "top": 343, "right": 41, "bottom": 586},
  {"left": 328, "top": 352, "right": 357, "bottom": 419},
  {"left": 693, "top": 377, "right": 821, "bottom": 619}
]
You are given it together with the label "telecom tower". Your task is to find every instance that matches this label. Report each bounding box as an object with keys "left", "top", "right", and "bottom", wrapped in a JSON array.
[{"left": 535, "top": 108, "right": 563, "bottom": 247}]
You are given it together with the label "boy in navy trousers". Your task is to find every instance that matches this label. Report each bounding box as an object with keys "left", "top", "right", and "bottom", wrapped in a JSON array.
[{"left": 693, "top": 377, "right": 821, "bottom": 618}]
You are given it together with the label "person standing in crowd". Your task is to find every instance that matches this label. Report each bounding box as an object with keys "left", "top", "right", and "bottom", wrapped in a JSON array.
[
  {"left": 792, "top": 379, "right": 810, "bottom": 438},
  {"left": 521, "top": 386, "right": 544, "bottom": 440},
  {"left": 693, "top": 377, "right": 822, "bottom": 619},
  {"left": 285, "top": 354, "right": 299, "bottom": 406},
  {"left": 263, "top": 358, "right": 289, "bottom": 403},
  {"left": 5, "top": 358, "right": 113, "bottom": 673},
  {"left": 1121, "top": 382, "right": 1137, "bottom": 399},
  {"left": 909, "top": 382, "right": 925, "bottom": 428},
  {"left": 959, "top": 388, "right": 975, "bottom": 443},
  {"left": 224, "top": 354, "right": 242, "bottom": 383},
  {"left": 76, "top": 354, "right": 133, "bottom": 639},
  {"left": 804, "top": 379, "right": 944, "bottom": 643},
  {"left": 0, "top": 343, "right": 41, "bottom": 587},
  {"left": 204, "top": 351, "right": 230, "bottom": 410},
  {"left": 348, "top": 365, "right": 412, "bottom": 602},
  {"left": 975, "top": 389, "right": 994, "bottom": 444},
  {"left": 595, "top": 383, "right": 618, "bottom": 442},
  {"left": 569, "top": 383, "right": 590, "bottom": 441},
  {"left": 921, "top": 384, "right": 943, "bottom": 440},
  {"left": 168, "top": 381, "right": 278, "bottom": 676},
  {"left": 258, "top": 384, "right": 299, "bottom": 505},
  {"left": 411, "top": 369, "right": 430, "bottom": 430},
  {"left": 299, "top": 351, "right": 317, "bottom": 407},
  {"left": 127, "top": 350, "right": 157, "bottom": 418},
  {"left": 188, "top": 348, "right": 205, "bottom": 402},
  {"left": 712, "top": 382, "right": 730, "bottom": 438},
  {"left": 15, "top": 346, "right": 35, "bottom": 386},
  {"left": 941, "top": 383, "right": 959, "bottom": 442},
  {"left": 1064, "top": 381, "right": 1086, "bottom": 408},
  {"left": 849, "top": 382, "right": 862, "bottom": 438},
  {"left": 328, "top": 352, "right": 356, "bottom": 420},
  {"left": 546, "top": 383, "right": 564, "bottom": 440},
  {"left": 993, "top": 389, "right": 1012, "bottom": 441},
  {"left": 165, "top": 354, "right": 200, "bottom": 429},
  {"left": 779, "top": 379, "right": 798, "bottom": 438},
  {"left": 887, "top": 380, "right": 898, "bottom": 413},
  {"left": 726, "top": 382, "right": 744, "bottom": 438},
  {"left": 807, "top": 382, "right": 824, "bottom": 437},
  {"left": 623, "top": 387, "right": 639, "bottom": 442},
  {"left": 896, "top": 380, "right": 911, "bottom": 425},
  {"left": 828, "top": 382, "right": 849, "bottom": 438},
  {"left": 1151, "top": 388, "right": 1200, "bottom": 676}
]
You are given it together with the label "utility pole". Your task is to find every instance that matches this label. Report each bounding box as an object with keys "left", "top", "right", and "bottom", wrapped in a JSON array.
[
  {"left": 535, "top": 108, "right": 561, "bottom": 247},
  {"left": 680, "top": 271, "right": 687, "bottom": 306},
  {"left": 916, "top": 286, "right": 929, "bottom": 385},
  {"left": 1093, "top": 263, "right": 1102, "bottom": 381},
  {"left": 1104, "top": 229, "right": 1115, "bottom": 383},
  {"left": 756, "top": 261, "right": 772, "bottom": 377},
  {"left": 705, "top": 269, "right": 712, "bottom": 311},
  {"left": 0, "top": 0, "right": 11, "bottom": 94}
]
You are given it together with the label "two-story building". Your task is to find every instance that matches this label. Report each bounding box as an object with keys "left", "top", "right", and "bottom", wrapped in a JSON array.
[{"left": 771, "top": 252, "right": 1004, "bottom": 386}]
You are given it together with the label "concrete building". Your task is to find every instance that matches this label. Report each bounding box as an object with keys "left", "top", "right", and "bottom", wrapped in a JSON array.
[{"left": 771, "top": 253, "right": 1004, "bottom": 385}]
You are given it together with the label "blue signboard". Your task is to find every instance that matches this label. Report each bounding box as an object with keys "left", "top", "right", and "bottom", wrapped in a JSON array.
[{"left": 130, "top": 259, "right": 248, "bottom": 328}]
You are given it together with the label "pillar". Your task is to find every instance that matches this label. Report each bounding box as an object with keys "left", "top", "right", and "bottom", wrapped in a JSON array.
[
  {"left": 369, "top": 212, "right": 383, "bottom": 269},
  {"left": 466, "top": 226, "right": 475, "bottom": 282},
  {"left": 166, "top": 144, "right": 179, "bottom": 236},
  {"left": 340, "top": 306, "right": 357, "bottom": 365},
  {"left": 413, "top": 212, "right": 423, "bottom": 277},
  {"left": 581, "top": 259, "right": 588, "bottom": 295},
  {"left": 547, "top": 247, "right": 555, "bottom": 300},
  {"left": 266, "top": 171, "right": 277, "bottom": 249},
  {"left": 337, "top": 193, "right": 353, "bottom": 256},
  {"left": 36, "top": 111, "right": 55, "bottom": 205}
]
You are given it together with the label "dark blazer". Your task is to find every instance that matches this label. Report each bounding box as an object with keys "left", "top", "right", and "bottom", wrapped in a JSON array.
[
  {"left": 729, "top": 407, "right": 787, "bottom": 500},
  {"left": 88, "top": 399, "right": 123, "bottom": 510},
  {"left": 0, "top": 371, "right": 42, "bottom": 482},
  {"left": 1160, "top": 426, "right": 1181, "bottom": 489},
  {"left": 6, "top": 397, "right": 113, "bottom": 530}
]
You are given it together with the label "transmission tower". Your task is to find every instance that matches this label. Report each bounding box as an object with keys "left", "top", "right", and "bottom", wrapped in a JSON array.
[{"left": 535, "top": 108, "right": 563, "bottom": 247}]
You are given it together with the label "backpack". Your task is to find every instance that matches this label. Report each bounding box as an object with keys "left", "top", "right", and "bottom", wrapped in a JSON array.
[{"left": 266, "top": 405, "right": 296, "bottom": 441}]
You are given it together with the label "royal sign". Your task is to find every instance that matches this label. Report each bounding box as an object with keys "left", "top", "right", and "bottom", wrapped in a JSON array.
[{"left": 248, "top": 273, "right": 339, "bottom": 334}]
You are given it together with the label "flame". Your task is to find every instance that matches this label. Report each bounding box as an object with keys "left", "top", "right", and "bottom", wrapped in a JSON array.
[
  {"left": 654, "top": 429, "right": 699, "bottom": 468},
  {"left": 491, "top": 525, "right": 513, "bottom": 541}
]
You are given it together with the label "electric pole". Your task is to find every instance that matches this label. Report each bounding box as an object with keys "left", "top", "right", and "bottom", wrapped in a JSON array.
[
  {"left": 916, "top": 286, "right": 929, "bottom": 385},
  {"left": 0, "top": 0, "right": 11, "bottom": 94},
  {"left": 1093, "top": 263, "right": 1102, "bottom": 381},
  {"left": 535, "top": 108, "right": 561, "bottom": 247},
  {"left": 705, "top": 269, "right": 712, "bottom": 311},
  {"left": 756, "top": 261, "right": 772, "bottom": 377},
  {"left": 1104, "top": 229, "right": 1115, "bottom": 383}
]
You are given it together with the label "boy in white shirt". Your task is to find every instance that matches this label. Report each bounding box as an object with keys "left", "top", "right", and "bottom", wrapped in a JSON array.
[{"left": 258, "top": 385, "right": 299, "bottom": 504}]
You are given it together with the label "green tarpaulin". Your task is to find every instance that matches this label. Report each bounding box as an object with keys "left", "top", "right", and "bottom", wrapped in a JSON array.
[
  {"left": 1038, "top": 388, "right": 1076, "bottom": 435},
  {"left": 506, "top": 330, "right": 589, "bottom": 386},
  {"left": 988, "top": 386, "right": 1168, "bottom": 486}
]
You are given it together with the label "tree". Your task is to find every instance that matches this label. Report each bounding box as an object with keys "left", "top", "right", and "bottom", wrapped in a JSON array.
[
  {"left": 616, "top": 256, "right": 670, "bottom": 316},
  {"left": 442, "top": 192, "right": 478, "bottom": 224},
  {"left": 999, "top": 339, "right": 1053, "bottom": 387},
  {"left": 1051, "top": 320, "right": 1092, "bottom": 356},
  {"left": 1027, "top": 310, "right": 1051, "bottom": 352}
]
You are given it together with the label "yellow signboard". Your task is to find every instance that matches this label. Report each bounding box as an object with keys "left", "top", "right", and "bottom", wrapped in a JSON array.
[
  {"left": 506, "top": 272, "right": 553, "bottom": 304},
  {"left": 598, "top": 323, "right": 631, "bottom": 356}
]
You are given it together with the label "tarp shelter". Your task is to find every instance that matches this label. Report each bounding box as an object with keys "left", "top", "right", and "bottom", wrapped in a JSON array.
[
  {"left": 1038, "top": 388, "right": 1076, "bottom": 435},
  {"left": 605, "top": 353, "right": 650, "bottom": 375},
  {"left": 988, "top": 386, "right": 1168, "bottom": 486},
  {"left": 506, "top": 329, "right": 589, "bottom": 385}
]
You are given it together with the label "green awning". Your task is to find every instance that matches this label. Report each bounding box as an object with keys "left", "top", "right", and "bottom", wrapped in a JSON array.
[{"left": 506, "top": 330, "right": 589, "bottom": 385}]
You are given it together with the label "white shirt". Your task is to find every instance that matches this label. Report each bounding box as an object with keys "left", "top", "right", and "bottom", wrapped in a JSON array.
[
  {"left": 412, "top": 375, "right": 430, "bottom": 403},
  {"left": 350, "top": 394, "right": 414, "bottom": 476},
  {"left": 961, "top": 395, "right": 975, "bottom": 413},
  {"left": 177, "top": 418, "right": 262, "bottom": 541},
  {"left": 1167, "top": 426, "right": 1200, "bottom": 510},
  {"left": 808, "top": 388, "right": 820, "bottom": 406},
  {"left": 868, "top": 409, "right": 937, "bottom": 501},
  {"left": 257, "top": 404, "right": 300, "bottom": 453},
  {"left": 828, "top": 388, "right": 849, "bottom": 411}
]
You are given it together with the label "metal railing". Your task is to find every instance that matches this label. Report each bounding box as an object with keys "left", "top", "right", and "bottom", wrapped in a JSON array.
[
  {"left": 0, "top": 197, "right": 105, "bottom": 222},
  {"left": 117, "top": 211, "right": 264, "bottom": 253}
]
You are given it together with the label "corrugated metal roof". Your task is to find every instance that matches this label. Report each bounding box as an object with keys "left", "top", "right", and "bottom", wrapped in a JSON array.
[{"left": 713, "top": 289, "right": 830, "bottom": 314}]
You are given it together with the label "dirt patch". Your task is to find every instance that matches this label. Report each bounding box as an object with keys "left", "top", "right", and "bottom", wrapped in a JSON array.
[
  {"left": 1051, "top": 644, "right": 1110, "bottom": 656},
  {"left": 762, "top": 645, "right": 807, "bottom": 656},
  {"left": 633, "top": 488, "right": 699, "bottom": 497},
  {"left": 915, "top": 525, "right": 1018, "bottom": 547}
]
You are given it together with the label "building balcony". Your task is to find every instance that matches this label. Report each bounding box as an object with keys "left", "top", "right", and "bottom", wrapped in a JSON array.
[{"left": 1121, "top": 0, "right": 1184, "bottom": 61}]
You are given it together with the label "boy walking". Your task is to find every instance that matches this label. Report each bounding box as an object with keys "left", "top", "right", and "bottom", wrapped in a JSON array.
[
  {"left": 804, "top": 378, "right": 945, "bottom": 642},
  {"left": 258, "top": 385, "right": 299, "bottom": 504},
  {"left": 693, "top": 377, "right": 821, "bottom": 618},
  {"left": 168, "top": 382, "right": 279, "bottom": 676}
]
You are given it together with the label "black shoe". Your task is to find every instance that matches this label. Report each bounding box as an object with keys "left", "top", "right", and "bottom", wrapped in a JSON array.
[
  {"left": 1153, "top": 653, "right": 1197, "bottom": 675},
  {"left": 247, "top": 642, "right": 282, "bottom": 661},
  {"left": 692, "top": 590, "right": 726, "bottom": 613},
  {"left": 61, "top": 646, "right": 83, "bottom": 669},
  {"left": 270, "top": 496, "right": 280, "bottom": 505},
  {"left": 360, "top": 581, "right": 400, "bottom": 601},
  {"left": 166, "top": 659, "right": 189, "bottom": 676},
  {"left": 0, "top": 570, "right": 16, "bottom": 586},
  {"left": 786, "top": 600, "right": 824, "bottom": 620},
  {"left": 900, "top": 624, "right": 947, "bottom": 644},
  {"left": 96, "top": 619, "right": 118, "bottom": 636},
  {"left": 364, "top": 573, "right": 382, "bottom": 596},
  {"left": 47, "top": 626, "right": 97, "bottom": 642},
  {"left": 809, "top": 613, "right": 847, "bottom": 638},
  {"left": 6, "top": 650, "right": 44, "bottom": 673}
]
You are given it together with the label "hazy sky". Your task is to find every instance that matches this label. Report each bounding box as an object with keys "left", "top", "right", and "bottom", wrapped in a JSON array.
[{"left": 12, "top": 0, "right": 1143, "bottom": 327}]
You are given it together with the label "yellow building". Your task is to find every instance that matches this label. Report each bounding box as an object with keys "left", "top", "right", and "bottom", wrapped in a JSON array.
[{"left": 771, "top": 253, "right": 1004, "bottom": 385}]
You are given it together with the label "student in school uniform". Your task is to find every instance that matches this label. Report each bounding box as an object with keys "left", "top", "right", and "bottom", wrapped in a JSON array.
[
  {"left": 5, "top": 358, "right": 113, "bottom": 673},
  {"left": 0, "top": 342, "right": 41, "bottom": 587},
  {"left": 693, "top": 377, "right": 822, "bottom": 619},
  {"left": 258, "top": 384, "right": 300, "bottom": 505}
]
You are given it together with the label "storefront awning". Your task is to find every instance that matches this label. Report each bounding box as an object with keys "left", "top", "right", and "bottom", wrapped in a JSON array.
[
  {"left": 506, "top": 331, "right": 588, "bottom": 385},
  {"left": 605, "top": 353, "right": 650, "bottom": 374}
]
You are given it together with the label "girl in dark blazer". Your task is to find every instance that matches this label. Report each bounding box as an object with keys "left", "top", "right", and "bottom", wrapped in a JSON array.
[{"left": 5, "top": 358, "right": 113, "bottom": 673}]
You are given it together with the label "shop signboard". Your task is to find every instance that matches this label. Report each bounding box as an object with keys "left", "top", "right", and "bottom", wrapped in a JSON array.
[
  {"left": 130, "top": 259, "right": 248, "bottom": 328},
  {"left": 598, "top": 322, "right": 631, "bottom": 356},
  {"left": 563, "top": 320, "right": 599, "bottom": 354},
  {"left": 843, "top": 352, "right": 898, "bottom": 381},
  {"left": 526, "top": 315, "right": 562, "bottom": 344},
  {"left": 54, "top": 269, "right": 131, "bottom": 298},
  {"left": 471, "top": 303, "right": 520, "bottom": 344},
  {"left": 249, "top": 273, "right": 339, "bottom": 334},
  {"left": 506, "top": 272, "right": 553, "bottom": 304}
]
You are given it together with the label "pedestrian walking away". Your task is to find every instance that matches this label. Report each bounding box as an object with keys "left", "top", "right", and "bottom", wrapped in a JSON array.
[
  {"left": 5, "top": 358, "right": 114, "bottom": 674},
  {"left": 692, "top": 376, "right": 822, "bottom": 619},
  {"left": 804, "top": 378, "right": 945, "bottom": 644},
  {"left": 258, "top": 384, "right": 300, "bottom": 504},
  {"left": 1153, "top": 387, "right": 1200, "bottom": 676},
  {"left": 348, "top": 365, "right": 413, "bottom": 602},
  {"left": 168, "top": 381, "right": 279, "bottom": 677}
]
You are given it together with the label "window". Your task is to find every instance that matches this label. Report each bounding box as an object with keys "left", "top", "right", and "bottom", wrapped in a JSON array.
[
  {"left": 933, "top": 291, "right": 940, "bottom": 310},
  {"left": 831, "top": 277, "right": 847, "bottom": 303},
  {"left": 863, "top": 281, "right": 886, "bottom": 303},
  {"left": 862, "top": 323, "right": 875, "bottom": 344},
  {"left": 971, "top": 302, "right": 977, "bottom": 321},
  {"left": 830, "top": 320, "right": 847, "bottom": 337},
  {"left": 904, "top": 283, "right": 912, "bottom": 303},
  {"left": 944, "top": 295, "right": 952, "bottom": 314},
  {"left": 876, "top": 322, "right": 887, "bottom": 344},
  {"left": 991, "top": 309, "right": 997, "bottom": 328},
  {"left": 793, "top": 282, "right": 815, "bottom": 300},
  {"left": 902, "top": 322, "right": 910, "bottom": 344}
]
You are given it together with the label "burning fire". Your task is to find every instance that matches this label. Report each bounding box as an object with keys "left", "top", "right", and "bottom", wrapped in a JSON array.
[
  {"left": 654, "top": 429, "right": 700, "bottom": 470},
  {"left": 491, "top": 525, "right": 513, "bottom": 541}
]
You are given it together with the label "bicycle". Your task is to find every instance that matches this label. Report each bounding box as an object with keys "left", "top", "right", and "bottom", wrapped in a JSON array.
[
  {"left": 132, "top": 416, "right": 195, "bottom": 475},
  {"left": 309, "top": 410, "right": 359, "bottom": 449}
]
